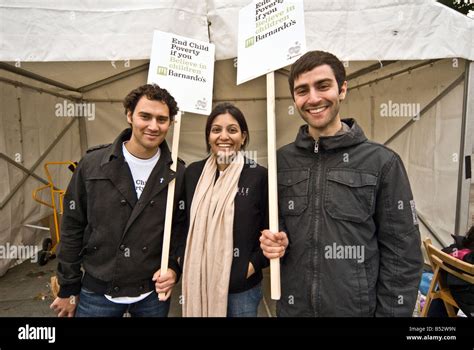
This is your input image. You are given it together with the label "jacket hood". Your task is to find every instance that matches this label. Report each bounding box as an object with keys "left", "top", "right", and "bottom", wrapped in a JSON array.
[{"left": 295, "top": 118, "right": 367, "bottom": 152}]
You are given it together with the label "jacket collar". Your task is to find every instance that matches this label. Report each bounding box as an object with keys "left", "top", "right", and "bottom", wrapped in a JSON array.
[
  {"left": 294, "top": 118, "right": 367, "bottom": 152},
  {"left": 101, "top": 128, "right": 173, "bottom": 166},
  {"left": 97, "top": 128, "right": 177, "bottom": 235}
]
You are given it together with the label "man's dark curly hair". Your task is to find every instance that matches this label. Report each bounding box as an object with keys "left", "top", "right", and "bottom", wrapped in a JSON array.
[{"left": 123, "top": 84, "right": 179, "bottom": 121}]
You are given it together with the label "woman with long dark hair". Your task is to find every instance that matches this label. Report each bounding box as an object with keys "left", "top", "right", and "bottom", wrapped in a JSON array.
[{"left": 181, "top": 102, "right": 268, "bottom": 317}]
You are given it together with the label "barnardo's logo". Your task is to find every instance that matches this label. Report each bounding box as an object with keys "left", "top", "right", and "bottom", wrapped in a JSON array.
[
  {"left": 245, "top": 36, "right": 255, "bottom": 48},
  {"left": 157, "top": 66, "right": 168, "bottom": 76},
  {"left": 195, "top": 97, "right": 207, "bottom": 111},
  {"left": 287, "top": 41, "right": 302, "bottom": 60},
  {"left": 18, "top": 324, "right": 55, "bottom": 343}
]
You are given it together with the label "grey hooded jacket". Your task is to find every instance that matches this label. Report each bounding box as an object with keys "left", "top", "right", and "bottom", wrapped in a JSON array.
[{"left": 276, "top": 119, "right": 423, "bottom": 317}]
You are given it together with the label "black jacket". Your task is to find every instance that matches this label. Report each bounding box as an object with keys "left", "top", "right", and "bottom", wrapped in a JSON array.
[
  {"left": 182, "top": 158, "right": 269, "bottom": 294},
  {"left": 277, "top": 119, "right": 423, "bottom": 317},
  {"left": 56, "top": 128, "right": 186, "bottom": 298},
  {"left": 442, "top": 236, "right": 474, "bottom": 316}
]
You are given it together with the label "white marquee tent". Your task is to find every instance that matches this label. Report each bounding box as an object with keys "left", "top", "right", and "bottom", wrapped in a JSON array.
[{"left": 0, "top": 0, "right": 473, "bottom": 276}]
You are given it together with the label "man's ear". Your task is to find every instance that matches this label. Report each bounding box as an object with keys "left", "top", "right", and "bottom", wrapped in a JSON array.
[
  {"left": 339, "top": 81, "right": 348, "bottom": 101},
  {"left": 126, "top": 110, "right": 133, "bottom": 124}
]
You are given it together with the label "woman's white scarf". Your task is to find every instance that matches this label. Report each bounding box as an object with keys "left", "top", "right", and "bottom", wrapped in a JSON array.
[{"left": 182, "top": 152, "right": 244, "bottom": 317}]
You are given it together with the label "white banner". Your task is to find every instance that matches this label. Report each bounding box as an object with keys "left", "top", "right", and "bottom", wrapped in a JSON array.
[
  {"left": 147, "top": 31, "right": 215, "bottom": 115},
  {"left": 237, "top": 0, "right": 306, "bottom": 85}
]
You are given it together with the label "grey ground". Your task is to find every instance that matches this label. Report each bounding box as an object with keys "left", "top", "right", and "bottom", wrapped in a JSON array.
[{"left": 0, "top": 258, "right": 276, "bottom": 317}]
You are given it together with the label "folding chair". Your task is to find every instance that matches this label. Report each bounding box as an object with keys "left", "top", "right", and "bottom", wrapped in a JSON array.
[{"left": 421, "top": 238, "right": 474, "bottom": 317}]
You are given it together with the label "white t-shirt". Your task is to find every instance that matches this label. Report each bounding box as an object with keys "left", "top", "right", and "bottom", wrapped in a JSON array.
[
  {"left": 122, "top": 142, "right": 161, "bottom": 199},
  {"left": 104, "top": 142, "right": 161, "bottom": 304}
]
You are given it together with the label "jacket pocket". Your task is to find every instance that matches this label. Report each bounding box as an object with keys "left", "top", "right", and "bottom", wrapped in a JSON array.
[
  {"left": 278, "top": 168, "right": 310, "bottom": 216},
  {"left": 82, "top": 228, "right": 102, "bottom": 257},
  {"left": 364, "top": 257, "right": 378, "bottom": 316},
  {"left": 325, "top": 169, "right": 377, "bottom": 223}
]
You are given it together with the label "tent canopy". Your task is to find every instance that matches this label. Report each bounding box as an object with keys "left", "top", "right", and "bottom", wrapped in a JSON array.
[{"left": 0, "top": 0, "right": 473, "bottom": 62}]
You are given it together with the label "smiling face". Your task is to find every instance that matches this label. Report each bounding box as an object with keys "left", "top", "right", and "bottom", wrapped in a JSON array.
[
  {"left": 208, "top": 112, "right": 247, "bottom": 167},
  {"left": 126, "top": 96, "right": 171, "bottom": 158},
  {"left": 293, "top": 64, "right": 347, "bottom": 139}
]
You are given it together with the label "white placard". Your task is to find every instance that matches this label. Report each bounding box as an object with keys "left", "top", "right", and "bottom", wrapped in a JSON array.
[
  {"left": 148, "top": 31, "right": 215, "bottom": 115},
  {"left": 237, "top": 0, "right": 306, "bottom": 85}
]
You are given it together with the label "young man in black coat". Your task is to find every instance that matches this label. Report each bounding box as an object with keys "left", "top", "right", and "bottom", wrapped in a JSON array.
[{"left": 50, "top": 84, "right": 185, "bottom": 317}]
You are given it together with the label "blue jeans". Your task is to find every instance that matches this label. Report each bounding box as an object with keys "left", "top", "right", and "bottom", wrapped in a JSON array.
[
  {"left": 227, "top": 283, "right": 262, "bottom": 317},
  {"left": 75, "top": 288, "right": 170, "bottom": 317}
]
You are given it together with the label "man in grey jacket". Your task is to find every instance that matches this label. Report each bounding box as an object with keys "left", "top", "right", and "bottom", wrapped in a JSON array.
[{"left": 260, "top": 51, "right": 423, "bottom": 317}]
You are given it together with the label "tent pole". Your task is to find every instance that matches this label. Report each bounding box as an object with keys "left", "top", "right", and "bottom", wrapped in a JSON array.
[
  {"left": 0, "top": 77, "right": 82, "bottom": 101},
  {"left": 78, "top": 63, "right": 150, "bottom": 93},
  {"left": 349, "top": 60, "right": 441, "bottom": 91},
  {"left": 0, "top": 152, "right": 50, "bottom": 185},
  {"left": 0, "top": 62, "right": 80, "bottom": 92},
  {"left": 370, "top": 96, "right": 375, "bottom": 139},
  {"left": 211, "top": 96, "right": 292, "bottom": 103},
  {"left": 0, "top": 153, "right": 53, "bottom": 209},
  {"left": 455, "top": 61, "right": 474, "bottom": 235},
  {"left": 0, "top": 118, "right": 77, "bottom": 209},
  {"left": 384, "top": 73, "right": 465, "bottom": 146},
  {"left": 78, "top": 117, "right": 88, "bottom": 156},
  {"left": 17, "top": 97, "right": 25, "bottom": 168},
  {"left": 346, "top": 61, "right": 398, "bottom": 80},
  {"left": 416, "top": 210, "right": 445, "bottom": 247},
  {"left": 276, "top": 61, "right": 398, "bottom": 81}
]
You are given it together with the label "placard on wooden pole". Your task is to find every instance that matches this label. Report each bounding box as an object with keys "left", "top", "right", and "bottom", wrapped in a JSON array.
[{"left": 158, "top": 111, "right": 182, "bottom": 300}]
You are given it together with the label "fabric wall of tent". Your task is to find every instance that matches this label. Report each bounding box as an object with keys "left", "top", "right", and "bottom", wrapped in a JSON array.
[{"left": 0, "top": 0, "right": 473, "bottom": 276}]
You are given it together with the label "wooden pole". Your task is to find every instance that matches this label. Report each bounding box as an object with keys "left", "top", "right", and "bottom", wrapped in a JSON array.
[
  {"left": 159, "top": 111, "right": 182, "bottom": 300},
  {"left": 266, "top": 72, "right": 281, "bottom": 300}
]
